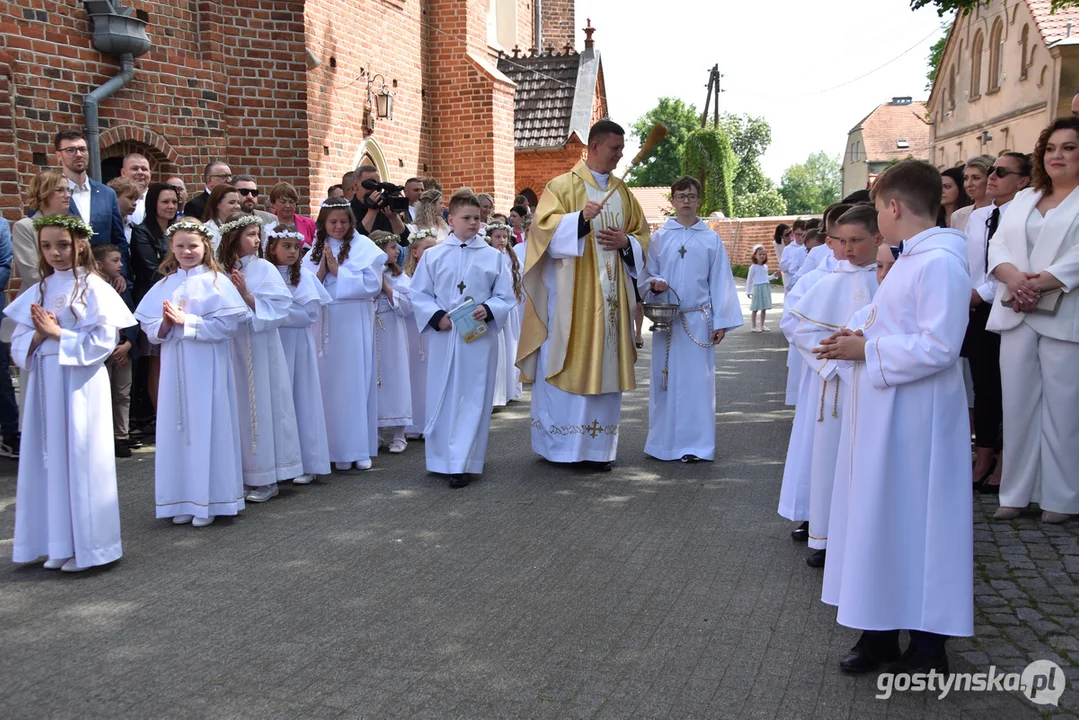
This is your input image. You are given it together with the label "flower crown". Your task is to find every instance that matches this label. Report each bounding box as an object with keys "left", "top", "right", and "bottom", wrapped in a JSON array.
[
  {"left": 369, "top": 232, "right": 400, "bottom": 249},
  {"left": 218, "top": 214, "right": 264, "bottom": 238},
  {"left": 266, "top": 225, "right": 305, "bottom": 243},
  {"left": 320, "top": 197, "right": 352, "bottom": 210},
  {"left": 32, "top": 214, "right": 94, "bottom": 239},
  {"left": 410, "top": 228, "right": 437, "bottom": 241},
  {"left": 485, "top": 222, "right": 512, "bottom": 234},
  {"left": 165, "top": 218, "right": 215, "bottom": 241}
]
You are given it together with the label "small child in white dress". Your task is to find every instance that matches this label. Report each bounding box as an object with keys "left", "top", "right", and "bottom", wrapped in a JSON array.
[{"left": 747, "top": 245, "right": 777, "bottom": 332}]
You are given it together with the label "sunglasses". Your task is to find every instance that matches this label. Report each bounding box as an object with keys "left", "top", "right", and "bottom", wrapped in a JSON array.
[
  {"left": 237, "top": 188, "right": 260, "bottom": 197},
  {"left": 991, "top": 167, "right": 1028, "bottom": 179}
]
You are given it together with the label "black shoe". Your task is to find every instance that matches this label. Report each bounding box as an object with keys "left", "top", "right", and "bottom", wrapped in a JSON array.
[
  {"left": 580, "top": 461, "right": 612, "bottom": 472},
  {"left": 806, "top": 549, "right": 826, "bottom": 568},
  {"left": 0, "top": 435, "right": 19, "bottom": 459},
  {"left": 790, "top": 521, "right": 809, "bottom": 542},
  {"left": 449, "top": 474, "right": 470, "bottom": 489},
  {"left": 680, "top": 454, "right": 701, "bottom": 463},
  {"left": 972, "top": 456, "right": 998, "bottom": 491},
  {"left": 886, "top": 648, "right": 949, "bottom": 676},
  {"left": 115, "top": 441, "right": 132, "bottom": 459},
  {"left": 125, "top": 438, "right": 143, "bottom": 450},
  {"left": 839, "top": 632, "right": 901, "bottom": 674}
]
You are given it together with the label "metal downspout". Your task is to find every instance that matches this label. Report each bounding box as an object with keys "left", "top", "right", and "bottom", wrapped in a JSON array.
[{"left": 83, "top": 52, "right": 134, "bottom": 182}]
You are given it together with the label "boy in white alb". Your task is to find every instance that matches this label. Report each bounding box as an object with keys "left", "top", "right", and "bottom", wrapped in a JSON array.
[
  {"left": 410, "top": 190, "right": 516, "bottom": 488},
  {"left": 638, "top": 176, "right": 742, "bottom": 462},
  {"left": 788, "top": 205, "right": 880, "bottom": 569},
  {"left": 815, "top": 161, "right": 972, "bottom": 676}
]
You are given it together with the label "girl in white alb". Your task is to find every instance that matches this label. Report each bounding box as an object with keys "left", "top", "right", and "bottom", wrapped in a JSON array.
[
  {"left": 486, "top": 222, "right": 524, "bottom": 404},
  {"left": 264, "top": 225, "right": 332, "bottom": 483},
  {"left": 217, "top": 214, "right": 304, "bottom": 503},
  {"left": 5, "top": 215, "right": 134, "bottom": 571},
  {"left": 370, "top": 230, "right": 413, "bottom": 453},
  {"left": 135, "top": 219, "right": 248, "bottom": 527},
  {"left": 302, "top": 198, "right": 387, "bottom": 471}
]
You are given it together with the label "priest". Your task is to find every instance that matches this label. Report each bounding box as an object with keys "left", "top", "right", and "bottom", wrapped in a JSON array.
[{"left": 518, "top": 120, "right": 649, "bottom": 469}]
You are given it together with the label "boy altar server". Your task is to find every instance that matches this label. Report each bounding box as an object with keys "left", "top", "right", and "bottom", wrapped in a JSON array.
[
  {"left": 788, "top": 205, "right": 880, "bottom": 569},
  {"left": 638, "top": 176, "right": 742, "bottom": 462},
  {"left": 815, "top": 160, "right": 972, "bottom": 675},
  {"left": 411, "top": 189, "right": 516, "bottom": 488}
]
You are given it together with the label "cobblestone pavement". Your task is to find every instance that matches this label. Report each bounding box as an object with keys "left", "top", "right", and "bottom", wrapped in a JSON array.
[{"left": 0, "top": 282, "right": 1075, "bottom": 718}]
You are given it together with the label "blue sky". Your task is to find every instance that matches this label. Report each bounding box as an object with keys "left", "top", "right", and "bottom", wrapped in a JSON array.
[{"left": 575, "top": 0, "right": 948, "bottom": 182}]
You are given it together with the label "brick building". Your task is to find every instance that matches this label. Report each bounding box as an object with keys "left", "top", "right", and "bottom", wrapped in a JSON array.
[{"left": 0, "top": 0, "right": 601, "bottom": 223}]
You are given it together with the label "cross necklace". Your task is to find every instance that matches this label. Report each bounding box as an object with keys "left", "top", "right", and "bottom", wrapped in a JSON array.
[
  {"left": 456, "top": 240, "right": 477, "bottom": 295},
  {"left": 678, "top": 246, "right": 687, "bottom": 258}
]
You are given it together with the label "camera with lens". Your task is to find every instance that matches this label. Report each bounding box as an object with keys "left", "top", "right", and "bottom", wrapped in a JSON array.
[{"left": 361, "top": 178, "right": 411, "bottom": 213}]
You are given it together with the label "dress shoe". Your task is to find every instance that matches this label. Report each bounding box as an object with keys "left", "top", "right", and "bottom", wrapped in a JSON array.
[
  {"left": 887, "top": 648, "right": 949, "bottom": 675},
  {"left": 172, "top": 514, "right": 194, "bottom": 525},
  {"left": 334, "top": 462, "right": 352, "bottom": 471},
  {"left": 839, "top": 632, "right": 901, "bottom": 674},
  {"left": 125, "top": 438, "right": 144, "bottom": 450},
  {"left": 977, "top": 480, "right": 1000, "bottom": 495},
  {"left": 580, "top": 460, "right": 612, "bottom": 472},
  {"left": 790, "top": 521, "right": 809, "bottom": 542},
  {"left": 192, "top": 516, "right": 215, "bottom": 527},
  {"left": 293, "top": 474, "right": 315, "bottom": 485},
  {"left": 972, "top": 456, "right": 997, "bottom": 491},
  {"left": 389, "top": 438, "right": 407, "bottom": 454},
  {"left": 994, "top": 506, "right": 1022, "bottom": 520},
  {"left": 806, "top": 549, "right": 826, "bottom": 568},
  {"left": 680, "top": 454, "right": 701, "bottom": 463},
  {"left": 246, "top": 484, "right": 279, "bottom": 503},
  {"left": 43, "top": 558, "right": 70, "bottom": 570},
  {"left": 449, "top": 474, "right": 470, "bottom": 489},
  {"left": 1042, "top": 511, "right": 1076, "bottom": 524},
  {"left": 60, "top": 558, "right": 89, "bottom": 573},
  {"left": 114, "top": 441, "right": 132, "bottom": 458},
  {"left": 355, "top": 459, "right": 373, "bottom": 471}
]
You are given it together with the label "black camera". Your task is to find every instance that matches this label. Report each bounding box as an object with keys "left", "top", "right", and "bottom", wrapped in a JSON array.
[{"left": 361, "top": 179, "right": 410, "bottom": 213}]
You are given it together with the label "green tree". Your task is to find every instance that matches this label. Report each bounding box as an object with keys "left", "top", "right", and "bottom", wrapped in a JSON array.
[
  {"left": 682, "top": 127, "right": 735, "bottom": 217},
  {"left": 778, "top": 152, "right": 841, "bottom": 215},
  {"left": 715, "top": 112, "right": 787, "bottom": 217},
  {"left": 925, "top": 30, "right": 948, "bottom": 91},
  {"left": 912, "top": 0, "right": 1078, "bottom": 14},
  {"left": 734, "top": 187, "right": 786, "bottom": 218},
  {"left": 624, "top": 97, "right": 700, "bottom": 187}
]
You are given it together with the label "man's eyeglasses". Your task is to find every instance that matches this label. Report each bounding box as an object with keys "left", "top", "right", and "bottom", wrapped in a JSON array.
[
  {"left": 237, "top": 188, "right": 260, "bottom": 197},
  {"left": 672, "top": 193, "right": 700, "bottom": 202},
  {"left": 59, "top": 147, "right": 89, "bottom": 156},
  {"left": 209, "top": 173, "right": 232, "bottom": 181},
  {"left": 991, "top": 166, "right": 1028, "bottom": 179}
]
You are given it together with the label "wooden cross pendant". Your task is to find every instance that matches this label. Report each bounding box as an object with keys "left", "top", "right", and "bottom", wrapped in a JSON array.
[
  {"left": 678, "top": 246, "right": 687, "bottom": 258},
  {"left": 457, "top": 281, "right": 466, "bottom": 294}
]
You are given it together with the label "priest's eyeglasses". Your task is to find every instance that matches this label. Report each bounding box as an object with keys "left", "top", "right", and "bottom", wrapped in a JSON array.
[{"left": 672, "top": 193, "right": 700, "bottom": 201}]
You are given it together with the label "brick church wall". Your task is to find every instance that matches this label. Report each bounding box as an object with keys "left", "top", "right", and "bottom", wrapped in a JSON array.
[{"left": 514, "top": 140, "right": 586, "bottom": 200}]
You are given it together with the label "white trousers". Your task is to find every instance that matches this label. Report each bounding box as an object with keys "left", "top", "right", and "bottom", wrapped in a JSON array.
[{"left": 998, "top": 322, "right": 1079, "bottom": 514}]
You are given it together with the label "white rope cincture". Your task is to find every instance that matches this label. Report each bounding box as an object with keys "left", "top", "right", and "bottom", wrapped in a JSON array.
[
  {"left": 245, "top": 332, "right": 258, "bottom": 455},
  {"left": 175, "top": 340, "right": 190, "bottom": 445}
]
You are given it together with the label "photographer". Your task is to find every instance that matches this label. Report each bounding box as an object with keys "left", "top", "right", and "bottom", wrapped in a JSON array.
[{"left": 349, "top": 165, "right": 410, "bottom": 244}]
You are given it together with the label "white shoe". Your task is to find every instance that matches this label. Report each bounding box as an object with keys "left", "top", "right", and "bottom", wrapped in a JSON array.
[
  {"left": 43, "top": 558, "right": 70, "bottom": 570},
  {"left": 246, "top": 484, "right": 279, "bottom": 503},
  {"left": 751, "top": 327, "right": 762, "bottom": 333},
  {"left": 335, "top": 462, "right": 352, "bottom": 471},
  {"left": 389, "top": 438, "right": 407, "bottom": 454},
  {"left": 355, "top": 458, "right": 373, "bottom": 470},
  {"left": 761, "top": 325, "right": 771, "bottom": 332},
  {"left": 192, "top": 516, "right": 215, "bottom": 527},
  {"left": 60, "top": 558, "right": 89, "bottom": 573},
  {"left": 172, "top": 514, "right": 194, "bottom": 525},
  {"left": 293, "top": 474, "right": 315, "bottom": 485}
]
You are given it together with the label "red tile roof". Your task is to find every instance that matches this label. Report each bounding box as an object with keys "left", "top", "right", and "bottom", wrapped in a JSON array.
[
  {"left": 1028, "top": 0, "right": 1079, "bottom": 44},
  {"left": 628, "top": 187, "right": 673, "bottom": 226},
  {"left": 850, "top": 101, "right": 930, "bottom": 163}
]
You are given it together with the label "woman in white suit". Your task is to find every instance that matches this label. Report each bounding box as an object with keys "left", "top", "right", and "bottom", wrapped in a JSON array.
[{"left": 988, "top": 118, "right": 1079, "bottom": 524}]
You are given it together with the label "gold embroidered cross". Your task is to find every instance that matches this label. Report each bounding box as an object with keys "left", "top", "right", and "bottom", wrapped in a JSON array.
[{"left": 586, "top": 419, "right": 603, "bottom": 438}]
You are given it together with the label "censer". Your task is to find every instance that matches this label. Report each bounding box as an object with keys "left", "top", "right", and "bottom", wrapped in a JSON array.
[{"left": 642, "top": 286, "right": 681, "bottom": 333}]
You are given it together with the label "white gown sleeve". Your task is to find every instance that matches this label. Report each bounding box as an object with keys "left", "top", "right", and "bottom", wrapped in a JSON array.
[
  {"left": 333, "top": 261, "right": 384, "bottom": 301},
  {"left": 792, "top": 317, "right": 841, "bottom": 381},
  {"left": 637, "top": 232, "right": 664, "bottom": 296},
  {"left": 779, "top": 282, "right": 807, "bottom": 342},
  {"left": 410, "top": 254, "right": 443, "bottom": 334},
  {"left": 248, "top": 286, "right": 292, "bottom": 333},
  {"left": 624, "top": 234, "right": 644, "bottom": 280},
  {"left": 282, "top": 299, "right": 321, "bottom": 328},
  {"left": 58, "top": 325, "right": 118, "bottom": 367},
  {"left": 1044, "top": 241, "right": 1079, "bottom": 292},
  {"left": 710, "top": 238, "right": 743, "bottom": 332},
  {"left": 182, "top": 311, "right": 244, "bottom": 343},
  {"left": 387, "top": 275, "right": 413, "bottom": 316},
  {"left": 549, "top": 212, "right": 587, "bottom": 259},
  {"left": 863, "top": 257, "right": 969, "bottom": 389},
  {"left": 9, "top": 323, "right": 37, "bottom": 371},
  {"left": 141, "top": 317, "right": 171, "bottom": 345}
]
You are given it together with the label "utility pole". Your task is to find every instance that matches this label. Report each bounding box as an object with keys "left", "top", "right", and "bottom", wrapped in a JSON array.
[{"left": 700, "top": 64, "right": 725, "bottom": 128}]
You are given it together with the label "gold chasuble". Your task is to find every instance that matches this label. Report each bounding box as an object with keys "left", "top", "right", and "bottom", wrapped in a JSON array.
[{"left": 517, "top": 160, "right": 651, "bottom": 395}]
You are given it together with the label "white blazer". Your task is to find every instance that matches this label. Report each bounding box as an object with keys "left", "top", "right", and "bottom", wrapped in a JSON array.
[{"left": 987, "top": 186, "right": 1079, "bottom": 342}]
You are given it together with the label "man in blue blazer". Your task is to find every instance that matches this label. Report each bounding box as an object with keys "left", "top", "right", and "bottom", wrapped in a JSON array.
[{"left": 54, "top": 130, "right": 129, "bottom": 291}]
